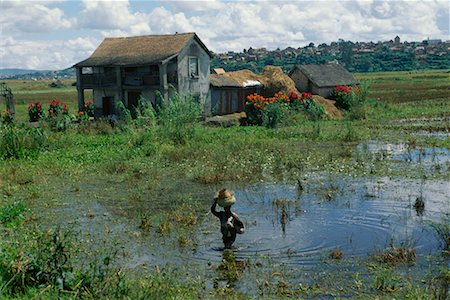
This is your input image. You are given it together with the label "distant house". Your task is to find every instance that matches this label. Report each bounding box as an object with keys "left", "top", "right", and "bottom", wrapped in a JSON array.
[
  {"left": 73, "top": 33, "right": 212, "bottom": 118},
  {"left": 210, "top": 71, "right": 261, "bottom": 115},
  {"left": 289, "top": 64, "right": 357, "bottom": 98}
]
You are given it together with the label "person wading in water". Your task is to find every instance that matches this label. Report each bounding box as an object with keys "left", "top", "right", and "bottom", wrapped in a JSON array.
[{"left": 211, "top": 189, "right": 244, "bottom": 249}]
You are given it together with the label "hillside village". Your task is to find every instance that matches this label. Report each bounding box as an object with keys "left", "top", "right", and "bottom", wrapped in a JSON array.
[{"left": 212, "top": 36, "right": 450, "bottom": 73}]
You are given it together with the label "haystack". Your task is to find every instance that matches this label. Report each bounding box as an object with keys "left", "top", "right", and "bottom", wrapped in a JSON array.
[
  {"left": 312, "top": 96, "right": 343, "bottom": 120},
  {"left": 259, "top": 66, "right": 298, "bottom": 97}
]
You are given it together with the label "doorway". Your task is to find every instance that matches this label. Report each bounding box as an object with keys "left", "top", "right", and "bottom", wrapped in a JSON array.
[{"left": 127, "top": 91, "right": 141, "bottom": 118}]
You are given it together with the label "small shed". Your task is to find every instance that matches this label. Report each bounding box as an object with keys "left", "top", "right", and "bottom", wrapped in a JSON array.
[
  {"left": 210, "top": 71, "right": 262, "bottom": 115},
  {"left": 289, "top": 64, "right": 357, "bottom": 98}
]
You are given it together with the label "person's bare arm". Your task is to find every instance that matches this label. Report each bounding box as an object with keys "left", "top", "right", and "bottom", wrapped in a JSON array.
[
  {"left": 211, "top": 198, "right": 220, "bottom": 218},
  {"left": 232, "top": 212, "right": 245, "bottom": 233}
]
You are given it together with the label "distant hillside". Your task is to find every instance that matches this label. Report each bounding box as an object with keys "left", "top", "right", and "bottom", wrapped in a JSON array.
[
  {"left": 0, "top": 68, "right": 48, "bottom": 77},
  {"left": 0, "top": 68, "right": 75, "bottom": 80}
]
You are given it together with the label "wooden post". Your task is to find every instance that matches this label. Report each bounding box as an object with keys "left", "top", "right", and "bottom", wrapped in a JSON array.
[
  {"left": 159, "top": 63, "right": 168, "bottom": 103},
  {"left": 116, "top": 67, "right": 123, "bottom": 102},
  {"left": 76, "top": 67, "right": 85, "bottom": 112}
]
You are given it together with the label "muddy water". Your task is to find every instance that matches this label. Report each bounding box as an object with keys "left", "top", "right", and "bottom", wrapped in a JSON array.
[
  {"left": 28, "top": 141, "right": 450, "bottom": 294},
  {"left": 194, "top": 178, "right": 449, "bottom": 267}
]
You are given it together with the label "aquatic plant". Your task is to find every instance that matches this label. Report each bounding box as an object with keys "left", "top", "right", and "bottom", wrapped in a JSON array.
[
  {"left": 375, "top": 244, "right": 417, "bottom": 265},
  {"left": 429, "top": 219, "right": 450, "bottom": 253},
  {"left": 413, "top": 195, "right": 425, "bottom": 216},
  {"left": 330, "top": 248, "right": 343, "bottom": 260}
]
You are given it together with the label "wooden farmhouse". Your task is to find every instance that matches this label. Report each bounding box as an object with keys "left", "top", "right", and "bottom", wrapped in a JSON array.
[
  {"left": 74, "top": 33, "right": 212, "bottom": 118},
  {"left": 289, "top": 64, "right": 357, "bottom": 98}
]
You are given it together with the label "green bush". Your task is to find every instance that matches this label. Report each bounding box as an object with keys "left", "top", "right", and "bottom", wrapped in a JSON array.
[
  {"left": 330, "top": 82, "right": 370, "bottom": 120},
  {"left": 0, "top": 125, "right": 47, "bottom": 159},
  {"left": 157, "top": 93, "right": 202, "bottom": 144}
]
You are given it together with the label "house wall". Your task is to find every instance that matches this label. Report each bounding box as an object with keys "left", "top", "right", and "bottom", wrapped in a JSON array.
[
  {"left": 290, "top": 69, "right": 310, "bottom": 93},
  {"left": 311, "top": 85, "right": 334, "bottom": 98},
  {"left": 93, "top": 88, "right": 119, "bottom": 117},
  {"left": 211, "top": 86, "right": 258, "bottom": 115},
  {"left": 177, "top": 38, "right": 211, "bottom": 115}
]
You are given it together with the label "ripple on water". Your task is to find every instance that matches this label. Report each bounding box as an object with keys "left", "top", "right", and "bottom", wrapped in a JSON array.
[{"left": 193, "top": 179, "right": 448, "bottom": 265}]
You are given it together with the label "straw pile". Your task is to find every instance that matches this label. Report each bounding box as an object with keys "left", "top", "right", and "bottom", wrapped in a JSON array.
[
  {"left": 258, "top": 66, "right": 298, "bottom": 97},
  {"left": 312, "top": 96, "right": 343, "bottom": 120}
]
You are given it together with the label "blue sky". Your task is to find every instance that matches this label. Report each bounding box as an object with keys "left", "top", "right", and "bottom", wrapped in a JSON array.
[{"left": 1, "top": 0, "right": 449, "bottom": 70}]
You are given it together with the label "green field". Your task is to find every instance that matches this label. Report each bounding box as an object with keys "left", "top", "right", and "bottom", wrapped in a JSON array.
[{"left": 1, "top": 70, "right": 449, "bottom": 299}]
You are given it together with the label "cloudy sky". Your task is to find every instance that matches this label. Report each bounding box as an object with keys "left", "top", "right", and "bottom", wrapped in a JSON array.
[{"left": 1, "top": 0, "right": 449, "bottom": 70}]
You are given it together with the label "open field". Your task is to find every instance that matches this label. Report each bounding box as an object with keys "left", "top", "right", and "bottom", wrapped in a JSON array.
[{"left": 1, "top": 70, "right": 449, "bottom": 299}]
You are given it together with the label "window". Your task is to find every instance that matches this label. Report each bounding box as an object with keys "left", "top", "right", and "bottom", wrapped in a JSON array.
[
  {"left": 82, "top": 67, "right": 93, "bottom": 74},
  {"left": 188, "top": 56, "right": 199, "bottom": 78}
]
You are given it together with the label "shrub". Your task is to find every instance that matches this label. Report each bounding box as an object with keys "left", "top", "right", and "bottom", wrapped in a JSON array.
[
  {"left": 0, "top": 125, "right": 47, "bottom": 159},
  {"left": 246, "top": 91, "right": 324, "bottom": 127},
  {"left": 157, "top": 93, "right": 202, "bottom": 144},
  {"left": 48, "top": 99, "right": 69, "bottom": 117},
  {"left": 330, "top": 82, "right": 370, "bottom": 120},
  {"left": 84, "top": 101, "right": 95, "bottom": 117},
  {"left": 1, "top": 109, "right": 14, "bottom": 125},
  {"left": 287, "top": 91, "right": 324, "bottom": 120},
  {"left": 246, "top": 92, "right": 289, "bottom": 127},
  {"left": 28, "top": 101, "right": 45, "bottom": 122},
  {"left": 134, "top": 97, "right": 157, "bottom": 128}
]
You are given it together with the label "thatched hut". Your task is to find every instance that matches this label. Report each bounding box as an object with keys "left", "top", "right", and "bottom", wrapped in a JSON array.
[{"left": 289, "top": 64, "right": 357, "bottom": 98}]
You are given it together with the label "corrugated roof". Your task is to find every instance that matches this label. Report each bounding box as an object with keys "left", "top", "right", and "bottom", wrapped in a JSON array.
[
  {"left": 290, "top": 64, "right": 356, "bottom": 87},
  {"left": 74, "top": 33, "right": 211, "bottom": 67}
]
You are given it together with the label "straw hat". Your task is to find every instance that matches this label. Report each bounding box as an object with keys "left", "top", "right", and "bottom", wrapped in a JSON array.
[{"left": 216, "top": 188, "right": 236, "bottom": 207}]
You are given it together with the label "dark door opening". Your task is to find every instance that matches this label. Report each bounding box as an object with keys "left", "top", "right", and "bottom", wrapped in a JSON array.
[
  {"left": 102, "top": 96, "right": 113, "bottom": 117},
  {"left": 127, "top": 91, "right": 141, "bottom": 118}
]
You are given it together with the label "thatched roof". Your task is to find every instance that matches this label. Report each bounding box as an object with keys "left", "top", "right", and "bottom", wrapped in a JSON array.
[
  {"left": 74, "top": 33, "right": 212, "bottom": 67},
  {"left": 210, "top": 70, "right": 262, "bottom": 88},
  {"left": 290, "top": 64, "right": 356, "bottom": 87}
]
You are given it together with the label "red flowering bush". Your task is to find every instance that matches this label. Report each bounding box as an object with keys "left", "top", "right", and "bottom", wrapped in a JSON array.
[
  {"left": 28, "top": 101, "right": 45, "bottom": 122},
  {"left": 83, "top": 101, "right": 95, "bottom": 117},
  {"left": 331, "top": 83, "right": 370, "bottom": 119},
  {"left": 330, "top": 85, "right": 361, "bottom": 110},
  {"left": 48, "top": 99, "right": 69, "bottom": 117},
  {"left": 246, "top": 92, "right": 289, "bottom": 127},
  {"left": 246, "top": 91, "right": 325, "bottom": 126},
  {"left": 78, "top": 111, "right": 88, "bottom": 121}
]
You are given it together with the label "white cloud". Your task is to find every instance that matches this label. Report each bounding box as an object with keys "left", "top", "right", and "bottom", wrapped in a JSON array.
[
  {"left": 0, "top": 0, "right": 71, "bottom": 33},
  {"left": 0, "top": 36, "right": 100, "bottom": 70},
  {"left": 76, "top": 0, "right": 150, "bottom": 35}
]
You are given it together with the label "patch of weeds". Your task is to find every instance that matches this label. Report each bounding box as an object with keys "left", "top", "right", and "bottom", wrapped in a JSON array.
[
  {"left": 374, "top": 243, "right": 417, "bottom": 265},
  {"left": 330, "top": 248, "right": 343, "bottom": 260},
  {"left": 156, "top": 218, "right": 171, "bottom": 236},
  {"left": 413, "top": 195, "right": 425, "bottom": 216},
  {"left": 0, "top": 200, "right": 28, "bottom": 226},
  {"left": 78, "top": 119, "right": 114, "bottom": 135},
  {"left": 429, "top": 268, "right": 449, "bottom": 300},
  {"left": 216, "top": 250, "right": 249, "bottom": 289},
  {"left": 372, "top": 266, "right": 403, "bottom": 293},
  {"left": 138, "top": 212, "right": 152, "bottom": 233},
  {"left": 177, "top": 235, "right": 189, "bottom": 248},
  {"left": 429, "top": 219, "right": 450, "bottom": 254},
  {"left": 343, "top": 121, "right": 359, "bottom": 142},
  {"left": 0, "top": 125, "right": 47, "bottom": 159}
]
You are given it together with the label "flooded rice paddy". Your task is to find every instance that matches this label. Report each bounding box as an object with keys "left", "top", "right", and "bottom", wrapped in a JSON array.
[{"left": 31, "top": 140, "right": 449, "bottom": 294}]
